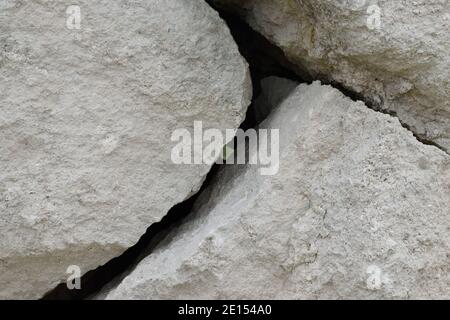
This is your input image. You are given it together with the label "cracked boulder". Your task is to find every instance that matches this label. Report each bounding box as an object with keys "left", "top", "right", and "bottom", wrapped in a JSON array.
[
  {"left": 213, "top": 0, "right": 450, "bottom": 151},
  {"left": 0, "top": 0, "right": 251, "bottom": 299},
  {"left": 104, "top": 81, "right": 450, "bottom": 299}
]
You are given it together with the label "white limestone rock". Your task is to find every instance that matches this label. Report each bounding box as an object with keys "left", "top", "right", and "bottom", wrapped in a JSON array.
[
  {"left": 214, "top": 0, "right": 450, "bottom": 151},
  {"left": 105, "top": 82, "right": 450, "bottom": 300},
  {"left": 0, "top": 0, "right": 251, "bottom": 299}
]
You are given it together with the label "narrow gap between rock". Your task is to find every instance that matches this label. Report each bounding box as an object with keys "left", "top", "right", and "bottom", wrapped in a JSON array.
[{"left": 375, "top": 109, "right": 448, "bottom": 153}]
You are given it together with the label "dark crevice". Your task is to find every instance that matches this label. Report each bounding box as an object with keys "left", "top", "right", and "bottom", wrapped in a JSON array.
[
  {"left": 374, "top": 108, "right": 448, "bottom": 153},
  {"left": 317, "top": 80, "right": 447, "bottom": 153},
  {"left": 332, "top": 81, "right": 447, "bottom": 152},
  {"left": 214, "top": 7, "right": 309, "bottom": 130},
  {"left": 406, "top": 133, "right": 447, "bottom": 153}
]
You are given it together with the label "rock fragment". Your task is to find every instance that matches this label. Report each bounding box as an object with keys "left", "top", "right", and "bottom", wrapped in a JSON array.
[{"left": 105, "top": 82, "right": 450, "bottom": 300}]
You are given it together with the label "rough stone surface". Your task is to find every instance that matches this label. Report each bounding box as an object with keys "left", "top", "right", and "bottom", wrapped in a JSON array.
[
  {"left": 0, "top": 0, "right": 251, "bottom": 299},
  {"left": 214, "top": 0, "right": 450, "bottom": 151},
  {"left": 105, "top": 82, "right": 450, "bottom": 300}
]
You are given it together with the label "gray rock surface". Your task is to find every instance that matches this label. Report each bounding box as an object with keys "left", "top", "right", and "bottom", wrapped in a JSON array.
[
  {"left": 0, "top": 0, "right": 251, "bottom": 299},
  {"left": 214, "top": 0, "right": 450, "bottom": 151},
  {"left": 105, "top": 82, "right": 450, "bottom": 300}
]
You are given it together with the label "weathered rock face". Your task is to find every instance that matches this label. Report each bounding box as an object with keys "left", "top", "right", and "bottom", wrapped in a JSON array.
[
  {"left": 105, "top": 82, "right": 450, "bottom": 300},
  {"left": 0, "top": 0, "right": 251, "bottom": 299},
  {"left": 213, "top": 0, "right": 450, "bottom": 151}
]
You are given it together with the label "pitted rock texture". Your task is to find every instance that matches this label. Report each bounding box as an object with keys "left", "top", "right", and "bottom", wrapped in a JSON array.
[
  {"left": 0, "top": 0, "right": 251, "bottom": 299},
  {"left": 104, "top": 82, "right": 450, "bottom": 300},
  {"left": 213, "top": 0, "right": 450, "bottom": 151}
]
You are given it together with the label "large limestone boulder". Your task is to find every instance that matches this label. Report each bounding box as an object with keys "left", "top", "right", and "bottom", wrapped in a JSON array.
[
  {"left": 0, "top": 0, "right": 251, "bottom": 299},
  {"left": 105, "top": 81, "right": 450, "bottom": 299},
  {"left": 214, "top": 0, "right": 450, "bottom": 151}
]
